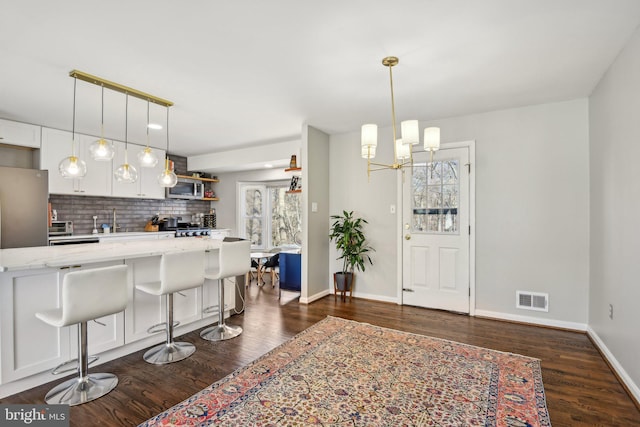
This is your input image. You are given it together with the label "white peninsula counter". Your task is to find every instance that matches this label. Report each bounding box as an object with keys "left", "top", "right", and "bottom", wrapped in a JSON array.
[{"left": 0, "top": 238, "right": 239, "bottom": 398}]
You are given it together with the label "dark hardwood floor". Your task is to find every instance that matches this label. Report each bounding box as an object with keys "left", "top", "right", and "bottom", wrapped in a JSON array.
[{"left": 3, "top": 281, "right": 639, "bottom": 426}]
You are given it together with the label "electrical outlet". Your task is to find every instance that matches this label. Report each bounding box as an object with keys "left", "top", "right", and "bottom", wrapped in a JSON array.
[{"left": 608, "top": 304, "right": 614, "bottom": 320}]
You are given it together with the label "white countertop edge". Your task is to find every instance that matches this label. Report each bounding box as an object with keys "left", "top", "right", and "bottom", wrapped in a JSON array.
[{"left": 0, "top": 238, "right": 224, "bottom": 272}]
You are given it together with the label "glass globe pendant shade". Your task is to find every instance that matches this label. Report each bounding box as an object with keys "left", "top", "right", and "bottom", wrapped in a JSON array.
[
  {"left": 114, "top": 162, "right": 138, "bottom": 183},
  {"left": 158, "top": 158, "right": 177, "bottom": 187},
  {"left": 137, "top": 146, "right": 159, "bottom": 167},
  {"left": 89, "top": 138, "right": 115, "bottom": 161},
  {"left": 59, "top": 155, "right": 87, "bottom": 179}
]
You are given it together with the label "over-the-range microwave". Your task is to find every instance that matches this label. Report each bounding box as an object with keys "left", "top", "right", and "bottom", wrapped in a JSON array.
[{"left": 166, "top": 177, "right": 204, "bottom": 200}]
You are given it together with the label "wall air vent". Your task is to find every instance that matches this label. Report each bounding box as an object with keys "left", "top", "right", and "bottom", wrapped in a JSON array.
[{"left": 516, "top": 291, "right": 549, "bottom": 312}]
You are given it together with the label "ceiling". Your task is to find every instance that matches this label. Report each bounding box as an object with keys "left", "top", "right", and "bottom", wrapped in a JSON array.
[{"left": 2, "top": 1, "right": 640, "bottom": 161}]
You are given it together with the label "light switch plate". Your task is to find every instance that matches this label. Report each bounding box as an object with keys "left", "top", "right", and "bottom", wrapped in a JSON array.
[
  {"left": 390, "top": 204, "right": 396, "bottom": 214},
  {"left": 312, "top": 202, "right": 318, "bottom": 212}
]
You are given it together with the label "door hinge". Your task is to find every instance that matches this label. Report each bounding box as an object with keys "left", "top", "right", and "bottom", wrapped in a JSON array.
[
  {"left": 468, "top": 225, "right": 471, "bottom": 235},
  {"left": 465, "top": 162, "right": 471, "bottom": 173}
]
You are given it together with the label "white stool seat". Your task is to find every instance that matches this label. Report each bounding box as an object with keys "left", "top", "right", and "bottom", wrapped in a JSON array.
[
  {"left": 136, "top": 250, "right": 205, "bottom": 364},
  {"left": 201, "top": 239, "right": 251, "bottom": 341},
  {"left": 36, "top": 264, "right": 129, "bottom": 406}
]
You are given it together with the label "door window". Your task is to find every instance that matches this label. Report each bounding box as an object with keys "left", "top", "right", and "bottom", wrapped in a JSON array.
[{"left": 411, "top": 159, "right": 459, "bottom": 234}]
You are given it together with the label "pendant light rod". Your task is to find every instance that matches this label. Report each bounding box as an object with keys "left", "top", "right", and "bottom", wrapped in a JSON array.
[
  {"left": 69, "top": 69, "right": 173, "bottom": 107},
  {"left": 146, "top": 100, "right": 150, "bottom": 143},
  {"left": 385, "top": 56, "right": 399, "bottom": 161},
  {"left": 125, "top": 93, "right": 128, "bottom": 148},
  {"left": 71, "top": 76, "right": 77, "bottom": 152}
]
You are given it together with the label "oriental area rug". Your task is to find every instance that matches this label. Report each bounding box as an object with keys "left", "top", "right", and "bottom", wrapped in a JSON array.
[{"left": 140, "top": 316, "right": 551, "bottom": 426}]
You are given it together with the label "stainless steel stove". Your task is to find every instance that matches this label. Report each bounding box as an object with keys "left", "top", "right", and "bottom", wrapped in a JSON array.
[{"left": 174, "top": 227, "right": 212, "bottom": 238}]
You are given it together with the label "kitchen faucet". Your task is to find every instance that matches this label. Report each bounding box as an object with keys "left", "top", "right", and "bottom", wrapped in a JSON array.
[{"left": 112, "top": 208, "right": 118, "bottom": 233}]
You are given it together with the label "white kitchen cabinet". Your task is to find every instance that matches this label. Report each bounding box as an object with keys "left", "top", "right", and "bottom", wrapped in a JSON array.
[
  {"left": 124, "top": 256, "right": 202, "bottom": 343},
  {"left": 0, "top": 268, "right": 71, "bottom": 384},
  {"left": 0, "top": 118, "right": 41, "bottom": 148},
  {"left": 111, "top": 140, "right": 165, "bottom": 199},
  {"left": 124, "top": 256, "right": 163, "bottom": 343},
  {"left": 40, "top": 128, "right": 112, "bottom": 196}
]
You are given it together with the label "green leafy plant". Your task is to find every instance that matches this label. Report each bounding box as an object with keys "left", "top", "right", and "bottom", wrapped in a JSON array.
[{"left": 329, "top": 210, "right": 374, "bottom": 274}]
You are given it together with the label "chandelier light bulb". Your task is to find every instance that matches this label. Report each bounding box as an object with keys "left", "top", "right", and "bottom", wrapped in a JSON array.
[
  {"left": 89, "top": 138, "right": 115, "bottom": 161},
  {"left": 158, "top": 168, "right": 178, "bottom": 187},
  {"left": 114, "top": 163, "right": 138, "bottom": 183},
  {"left": 59, "top": 155, "right": 87, "bottom": 179},
  {"left": 138, "top": 146, "right": 159, "bottom": 167}
]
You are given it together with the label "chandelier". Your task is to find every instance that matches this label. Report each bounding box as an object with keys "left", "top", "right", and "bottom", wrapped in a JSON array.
[
  {"left": 361, "top": 56, "right": 441, "bottom": 180},
  {"left": 62, "top": 70, "right": 173, "bottom": 183}
]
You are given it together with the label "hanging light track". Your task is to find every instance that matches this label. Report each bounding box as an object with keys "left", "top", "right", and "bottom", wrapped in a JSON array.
[{"left": 69, "top": 70, "right": 173, "bottom": 107}]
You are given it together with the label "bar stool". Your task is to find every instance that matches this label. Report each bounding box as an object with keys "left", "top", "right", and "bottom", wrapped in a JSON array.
[
  {"left": 35, "top": 264, "right": 129, "bottom": 406},
  {"left": 201, "top": 239, "right": 251, "bottom": 341},
  {"left": 136, "top": 250, "right": 205, "bottom": 364}
]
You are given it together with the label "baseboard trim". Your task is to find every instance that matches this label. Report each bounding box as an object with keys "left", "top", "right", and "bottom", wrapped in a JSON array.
[
  {"left": 351, "top": 291, "right": 399, "bottom": 304},
  {"left": 474, "top": 309, "right": 587, "bottom": 332},
  {"left": 587, "top": 326, "right": 640, "bottom": 410},
  {"left": 300, "top": 289, "right": 331, "bottom": 304}
]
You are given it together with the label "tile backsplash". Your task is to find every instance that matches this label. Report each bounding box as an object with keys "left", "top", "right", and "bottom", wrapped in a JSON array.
[{"left": 49, "top": 195, "right": 212, "bottom": 235}]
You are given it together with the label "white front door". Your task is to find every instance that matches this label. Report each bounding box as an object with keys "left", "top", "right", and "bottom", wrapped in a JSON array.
[{"left": 402, "top": 145, "right": 471, "bottom": 313}]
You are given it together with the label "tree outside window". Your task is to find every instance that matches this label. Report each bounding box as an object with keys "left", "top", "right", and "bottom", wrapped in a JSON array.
[{"left": 240, "top": 182, "right": 301, "bottom": 248}]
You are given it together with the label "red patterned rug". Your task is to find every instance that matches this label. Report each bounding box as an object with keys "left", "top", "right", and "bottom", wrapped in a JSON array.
[{"left": 140, "top": 316, "right": 550, "bottom": 426}]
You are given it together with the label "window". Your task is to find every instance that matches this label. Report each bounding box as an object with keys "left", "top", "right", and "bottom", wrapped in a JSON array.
[
  {"left": 239, "top": 181, "right": 301, "bottom": 249},
  {"left": 411, "top": 159, "right": 459, "bottom": 234}
]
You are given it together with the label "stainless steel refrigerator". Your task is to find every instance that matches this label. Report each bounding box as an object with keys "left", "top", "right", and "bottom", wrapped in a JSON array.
[{"left": 0, "top": 166, "right": 49, "bottom": 248}]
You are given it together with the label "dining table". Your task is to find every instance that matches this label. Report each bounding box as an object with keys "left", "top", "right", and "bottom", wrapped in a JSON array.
[{"left": 250, "top": 252, "right": 275, "bottom": 286}]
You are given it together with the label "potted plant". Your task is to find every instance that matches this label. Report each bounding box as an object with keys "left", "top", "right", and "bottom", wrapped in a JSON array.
[{"left": 329, "top": 210, "right": 374, "bottom": 296}]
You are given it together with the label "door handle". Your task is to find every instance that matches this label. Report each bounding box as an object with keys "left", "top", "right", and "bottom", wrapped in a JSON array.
[{"left": 405, "top": 234, "right": 411, "bottom": 240}]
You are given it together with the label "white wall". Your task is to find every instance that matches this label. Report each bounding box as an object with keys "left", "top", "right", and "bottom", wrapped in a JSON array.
[
  {"left": 330, "top": 99, "right": 590, "bottom": 324},
  {"left": 329, "top": 127, "right": 406, "bottom": 302},
  {"left": 589, "top": 25, "right": 640, "bottom": 396},
  {"left": 301, "top": 125, "right": 330, "bottom": 302}
]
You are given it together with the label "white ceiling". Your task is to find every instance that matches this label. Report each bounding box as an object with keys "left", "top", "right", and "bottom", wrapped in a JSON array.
[{"left": 2, "top": 1, "right": 640, "bottom": 160}]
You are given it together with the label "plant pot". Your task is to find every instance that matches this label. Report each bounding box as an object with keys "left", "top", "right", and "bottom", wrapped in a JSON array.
[
  {"left": 334, "top": 272, "right": 353, "bottom": 291},
  {"left": 334, "top": 272, "right": 354, "bottom": 302}
]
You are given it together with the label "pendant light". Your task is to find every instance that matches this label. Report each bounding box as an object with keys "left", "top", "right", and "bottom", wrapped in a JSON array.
[
  {"left": 137, "top": 99, "right": 159, "bottom": 167},
  {"left": 88, "top": 85, "right": 115, "bottom": 161},
  {"left": 114, "top": 93, "right": 138, "bottom": 183},
  {"left": 158, "top": 106, "right": 177, "bottom": 187},
  {"left": 59, "top": 77, "right": 87, "bottom": 178},
  {"left": 361, "top": 56, "right": 441, "bottom": 180}
]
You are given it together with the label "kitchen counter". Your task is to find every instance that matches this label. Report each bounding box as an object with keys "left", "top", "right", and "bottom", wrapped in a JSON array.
[
  {"left": 0, "top": 237, "right": 221, "bottom": 272},
  {"left": 0, "top": 236, "right": 241, "bottom": 397},
  {"left": 48, "top": 231, "right": 176, "bottom": 243}
]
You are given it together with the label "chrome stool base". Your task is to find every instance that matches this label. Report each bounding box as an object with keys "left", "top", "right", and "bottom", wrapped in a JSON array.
[
  {"left": 44, "top": 373, "right": 118, "bottom": 406},
  {"left": 200, "top": 323, "right": 242, "bottom": 341},
  {"left": 143, "top": 341, "right": 195, "bottom": 365}
]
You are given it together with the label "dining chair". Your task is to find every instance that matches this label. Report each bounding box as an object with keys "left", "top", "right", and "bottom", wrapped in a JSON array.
[{"left": 262, "top": 252, "right": 280, "bottom": 287}]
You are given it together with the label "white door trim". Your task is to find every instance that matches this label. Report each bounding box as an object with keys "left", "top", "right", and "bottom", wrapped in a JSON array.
[{"left": 397, "top": 140, "right": 476, "bottom": 315}]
